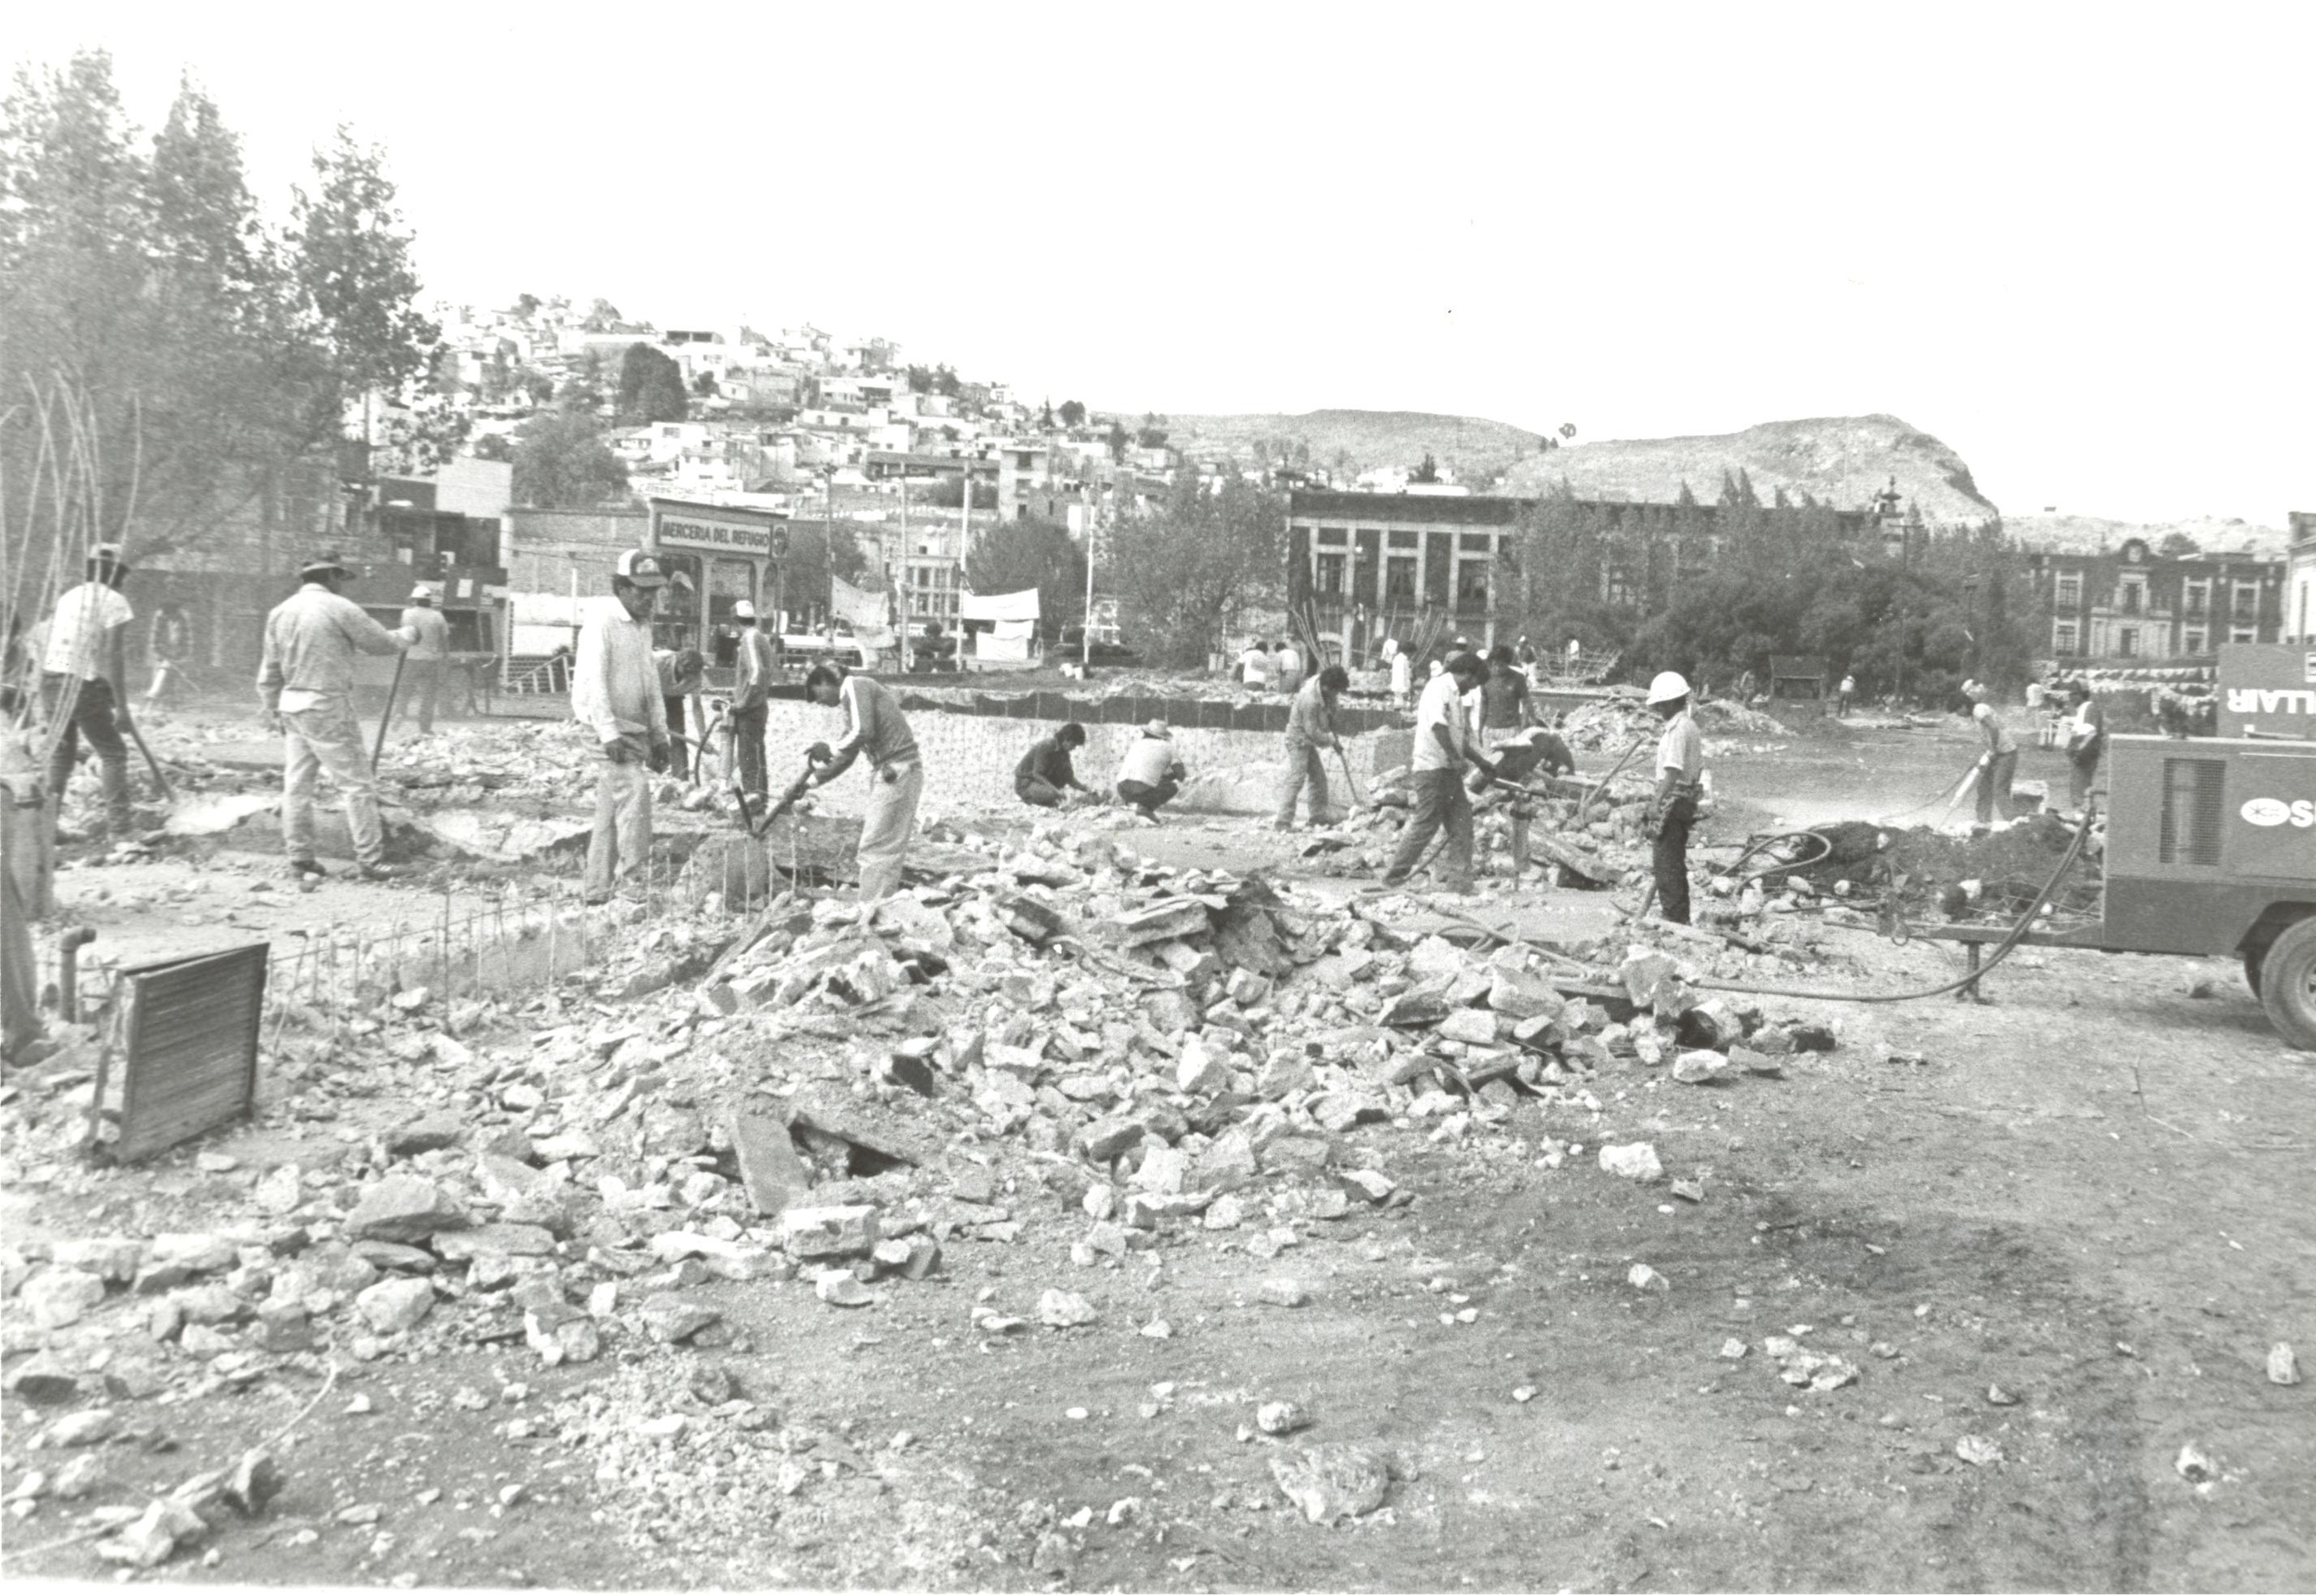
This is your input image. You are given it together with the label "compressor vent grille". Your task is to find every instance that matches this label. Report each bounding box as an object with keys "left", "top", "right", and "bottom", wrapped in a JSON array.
[{"left": 2158, "top": 757, "right": 2225, "bottom": 866}]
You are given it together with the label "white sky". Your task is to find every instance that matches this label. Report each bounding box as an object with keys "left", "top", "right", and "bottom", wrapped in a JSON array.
[{"left": 11, "top": 2, "right": 2313, "bottom": 524}]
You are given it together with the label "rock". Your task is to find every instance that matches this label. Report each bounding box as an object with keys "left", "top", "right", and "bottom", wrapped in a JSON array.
[
  {"left": 432, "top": 1223, "right": 556, "bottom": 1262},
  {"left": 1671, "top": 1049, "right": 1732, "bottom": 1085},
  {"left": 1670, "top": 1179, "right": 1706, "bottom": 1203},
  {"left": 1955, "top": 1434, "right": 2004, "bottom": 1467},
  {"left": 1620, "top": 951, "right": 1678, "bottom": 1006},
  {"left": 1132, "top": 1145, "right": 1191, "bottom": 1194},
  {"left": 1265, "top": 1136, "right": 1332, "bottom": 1175},
  {"left": 1677, "top": 998, "right": 1742, "bottom": 1050},
  {"left": 4, "top": 1355, "right": 81, "bottom": 1406},
  {"left": 253, "top": 1166, "right": 305, "bottom": 1215},
  {"left": 785, "top": 1085, "right": 936, "bottom": 1167},
  {"left": 94, "top": 1498, "right": 206, "bottom": 1568},
  {"left": 20, "top": 1267, "right": 107, "bottom": 1328},
  {"left": 1271, "top": 1443, "right": 1391, "bottom": 1524},
  {"left": 343, "top": 1176, "right": 471, "bottom": 1243},
  {"left": 639, "top": 1294, "right": 722, "bottom": 1344},
  {"left": 1176, "top": 1035, "right": 1233, "bottom": 1095},
  {"left": 1788, "top": 1022, "right": 1838, "bottom": 1053},
  {"left": 1337, "top": 1169, "right": 1396, "bottom": 1204},
  {"left": 383, "top": 1114, "right": 465, "bottom": 1157},
  {"left": 524, "top": 1309, "right": 600, "bottom": 1366},
  {"left": 1257, "top": 1279, "right": 1309, "bottom": 1308},
  {"left": 731, "top": 1114, "right": 814, "bottom": 1215},
  {"left": 1437, "top": 1009, "right": 1499, "bottom": 1046},
  {"left": 2269, "top": 1344, "right": 2300, "bottom": 1386},
  {"left": 50, "top": 1408, "right": 117, "bottom": 1446},
  {"left": 1205, "top": 1194, "right": 1245, "bottom": 1229},
  {"left": 1598, "top": 1142, "right": 1662, "bottom": 1181},
  {"left": 1380, "top": 990, "right": 1447, "bottom": 1028},
  {"left": 1038, "top": 1289, "right": 1099, "bottom": 1328},
  {"left": 2174, "top": 1442, "right": 2217, "bottom": 1482},
  {"left": 1256, "top": 1399, "right": 1314, "bottom": 1435},
  {"left": 1078, "top": 1114, "right": 1146, "bottom": 1162},
  {"left": 50, "top": 1237, "right": 142, "bottom": 1284},
  {"left": 813, "top": 1271, "right": 874, "bottom": 1307},
  {"left": 780, "top": 1205, "right": 879, "bottom": 1259},
  {"left": 1729, "top": 1046, "right": 1783, "bottom": 1079},
  {"left": 52, "top": 1451, "right": 104, "bottom": 1498},
  {"left": 149, "top": 1232, "right": 236, "bottom": 1273},
  {"left": 1193, "top": 1129, "right": 1259, "bottom": 1192},
  {"left": 225, "top": 1450, "right": 283, "bottom": 1515},
  {"left": 1626, "top": 1264, "right": 1668, "bottom": 1292},
  {"left": 1486, "top": 963, "right": 1563, "bottom": 1021},
  {"left": 354, "top": 1275, "right": 436, "bottom": 1334}
]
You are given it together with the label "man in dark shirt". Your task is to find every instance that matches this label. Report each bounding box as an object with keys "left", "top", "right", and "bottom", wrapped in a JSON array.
[{"left": 1016, "top": 722, "right": 1092, "bottom": 807}]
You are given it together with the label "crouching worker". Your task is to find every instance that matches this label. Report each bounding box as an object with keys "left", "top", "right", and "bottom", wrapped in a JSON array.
[
  {"left": 1016, "top": 722, "right": 1093, "bottom": 808},
  {"left": 1468, "top": 721, "right": 1574, "bottom": 879},
  {"left": 574, "top": 550, "right": 671, "bottom": 905},
  {"left": 1116, "top": 720, "right": 1184, "bottom": 822},
  {"left": 804, "top": 661, "right": 921, "bottom": 900},
  {"left": 1275, "top": 664, "right": 1348, "bottom": 830}
]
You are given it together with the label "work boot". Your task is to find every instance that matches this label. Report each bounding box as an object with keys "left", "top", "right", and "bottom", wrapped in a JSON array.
[
  {"left": 287, "top": 857, "right": 327, "bottom": 879},
  {"left": 355, "top": 862, "right": 409, "bottom": 883}
]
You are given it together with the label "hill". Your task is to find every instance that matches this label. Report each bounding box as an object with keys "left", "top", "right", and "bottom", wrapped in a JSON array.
[
  {"left": 1124, "top": 408, "right": 1546, "bottom": 486},
  {"left": 1498, "top": 413, "right": 2000, "bottom": 525},
  {"left": 2000, "top": 512, "right": 2288, "bottom": 558}
]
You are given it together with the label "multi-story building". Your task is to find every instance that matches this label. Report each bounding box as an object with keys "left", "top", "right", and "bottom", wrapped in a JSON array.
[
  {"left": 2026, "top": 537, "right": 2287, "bottom": 661},
  {"left": 2288, "top": 511, "right": 2315, "bottom": 642},
  {"left": 1285, "top": 491, "right": 1525, "bottom": 656}
]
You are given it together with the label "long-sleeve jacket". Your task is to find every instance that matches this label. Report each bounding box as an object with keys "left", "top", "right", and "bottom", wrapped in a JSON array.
[
  {"left": 570, "top": 596, "right": 667, "bottom": 744},
  {"left": 733, "top": 626, "right": 775, "bottom": 709},
  {"left": 259, "top": 584, "right": 412, "bottom": 712},
  {"left": 400, "top": 606, "right": 451, "bottom": 661},
  {"left": 818, "top": 674, "right": 918, "bottom": 779},
  {"left": 1016, "top": 735, "right": 1083, "bottom": 791},
  {"left": 1284, "top": 678, "right": 1338, "bottom": 750}
]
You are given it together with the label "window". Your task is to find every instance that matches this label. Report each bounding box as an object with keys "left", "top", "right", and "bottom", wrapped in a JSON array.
[
  {"left": 2118, "top": 626, "right": 2139, "bottom": 657},
  {"left": 2055, "top": 572, "right": 2083, "bottom": 608},
  {"left": 2234, "top": 582, "right": 2260, "bottom": 621},
  {"left": 1387, "top": 530, "right": 1420, "bottom": 550},
  {"left": 1315, "top": 526, "right": 1348, "bottom": 547},
  {"left": 2120, "top": 576, "right": 2145, "bottom": 615},
  {"left": 2184, "top": 580, "right": 2210, "bottom": 619},
  {"left": 2232, "top": 626, "right": 2256, "bottom": 644},
  {"left": 1458, "top": 533, "right": 1493, "bottom": 553},
  {"left": 1316, "top": 552, "right": 1346, "bottom": 595},
  {"left": 2054, "top": 620, "right": 2079, "bottom": 653},
  {"left": 1385, "top": 556, "right": 1417, "bottom": 603},
  {"left": 2184, "top": 629, "right": 2206, "bottom": 655},
  {"left": 1455, "top": 560, "right": 1490, "bottom": 609}
]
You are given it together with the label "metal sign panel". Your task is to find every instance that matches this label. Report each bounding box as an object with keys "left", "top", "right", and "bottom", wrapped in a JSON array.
[
  {"left": 98, "top": 944, "right": 268, "bottom": 1163},
  {"left": 2216, "top": 643, "right": 2316, "bottom": 739}
]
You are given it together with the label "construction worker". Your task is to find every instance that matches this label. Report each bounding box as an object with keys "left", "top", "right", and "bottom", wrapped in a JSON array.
[
  {"left": 395, "top": 584, "right": 451, "bottom": 735},
  {"left": 1116, "top": 720, "right": 1185, "bottom": 822},
  {"left": 573, "top": 550, "right": 671, "bottom": 905},
  {"left": 1385, "top": 638, "right": 1412, "bottom": 709},
  {"left": 2064, "top": 679, "right": 2106, "bottom": 816},
  {"left": 1375, "top": 651, "right": 1496, "bottom": 897},
  {"left": 41, "top": 543, "right": 140, "bottom": 837},
  {"left": 1276, "top": 663, "right": 1348, "bottom": 830},
  {"left": 1836, "top": 672, "right": 1856, "bottom": 718},
  {"left": 730, "top": 599, "right": 774, "bottom": 798},
  {"left": 653, "top": 646, "right": 707, "bottom": 780},
  {"left": 1275, "top": 638, "right": 1304, "bottom": 696},
  {"left": 804, "top": 661, "right": 920, "bottom": 900},
  {"left": 1962, "top": 679, "right": 2017, "bottom": 824},
  {"left": 1479, "top": 643, "right": 1540, "bottom": 751},
  {"left": 1016, "top": 722, "right": 1093, "bottom": 808},
  {"left": 257, "top": 552, "right": 419, "bottom": 881},
  {"left": 1645, "top": 670, "right": 1704, "bottom": 925}
]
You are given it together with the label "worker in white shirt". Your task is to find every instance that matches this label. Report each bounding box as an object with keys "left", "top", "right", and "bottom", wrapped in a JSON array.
[
  {"left": 1375, "top": 651, "right": 1496, "bottom": 896},
  {"left": 1645, "top": 670, "right": 1705, "bottom": 925},
  {"left": 1385, "top": 639, "right": 1412, "bottom": 709},
  {"left": 1239, "top": 639, "right": 1270, "bottom": 691},
  {"left": 729, "top": 599, "right": 774, "bottom": 798},
  {"left": 1274, "top": 639, "right": 1304, "bottom": 696},
  {"left": 572, "top": 551, "right": 671, "bottom": 905},
  {"left": 257, "top": 552, "right": 420, "bottom": 880},
  {"left": 41, "top": 543, "right": 141, "bottom": 836},
  {"left": 1961, "top": 679, "right": 2017, "bottom": 824},
  {"left": 393, "top": 585, "right": 452, "bottom": 735}
]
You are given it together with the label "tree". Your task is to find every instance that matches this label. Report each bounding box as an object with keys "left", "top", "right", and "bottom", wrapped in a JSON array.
[
  {"left": 1411, "top": 451, "right": 1440, "bottom": 484},
  {"left": 2157, "top": 531, "right": 2200, "bottom": 558},
  {"left": 1105, "top": 421, "right": 1131, "bottom": 460},
  {"left": 1108, "top": 471, "right": 1284, "bottom": 668},
  {"left": 470, "top": 432, "right": 514, "bottom": 463},
  {"left": 512, "top": 291, "right": 540, "bottom": 318},
  {"left": 511, "top": 410, "right": 627, "bottom": 508},
  {"left": 582, "top": 298, "right": 623, "bottom": 332},
  {"left": 615, "top": 342, "right": 688, "bottom": 425},
  {"left": 1058, "top": 399, "right": 1086, "bottom": 428},
  {"left": 691, "top": 369, "right": 719, "bottom": 398},
  {"left": 1136, "top": 411, "right": 1169, "bottom": 449},
  {"left": 286, "top": 126, "right": 440, "bottom": 407},
  {"left": 965, "top": 517, "right": 1085, "bottom": 635}
]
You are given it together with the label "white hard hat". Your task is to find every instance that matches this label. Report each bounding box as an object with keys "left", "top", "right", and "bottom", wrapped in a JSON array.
[
  {"left": 411, "top": 584, "right": 435, "bottom": 601},
  {"left": 732, "top": 599, "right": 757, "bottom": 621},
  {"left": 1646, "top": 670, "right": 1691, "bottom": 704}
]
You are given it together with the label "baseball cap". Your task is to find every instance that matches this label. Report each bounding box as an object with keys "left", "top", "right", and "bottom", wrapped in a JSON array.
[
  {"left": 613, "top": 549, "right": 667, "bottom": 588},
  {"left": 731, "top": 599, "right": 757, "bottom": 620},
  {"left": 411, "top": 584, "right": 436, "bottom": 601}
]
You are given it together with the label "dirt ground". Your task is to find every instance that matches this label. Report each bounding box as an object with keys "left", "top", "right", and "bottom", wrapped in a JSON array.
[{"left": 4, "top": 706, "right": 2309, "bottom": 1591}]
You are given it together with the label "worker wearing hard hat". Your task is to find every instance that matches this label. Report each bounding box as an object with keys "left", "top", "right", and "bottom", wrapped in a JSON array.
[
  {"left": 395, "top": 584, "right": 452, "bottom": 735},
  {"left": 573, "top": 549, "right": 671, "bottom": 905},
  {"left": 1645, "top": 670, "right": 1704, "bottom": 925},
  {"left": 729, "top": 599, "right": 774, "bottom": 799}
]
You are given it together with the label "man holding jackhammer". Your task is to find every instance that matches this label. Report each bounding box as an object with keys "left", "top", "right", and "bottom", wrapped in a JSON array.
[
  {"left": 572, "top": 550, "right": 671, "bottom": 905},
  {"left": 1645, "top": 670, "right": 1705, "bottom": 926},
  {"left": 1374, "top": 650, "right": 1497, "bottom": 897},
  {"left": 258, "top": 552, "right": 420, "bottom": 882},
  {"left": 802, "top": 660, "right": 921, "bottom": 900}
]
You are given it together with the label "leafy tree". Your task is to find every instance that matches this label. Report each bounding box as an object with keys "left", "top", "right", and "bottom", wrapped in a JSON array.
[
  {"left": 1105, "top": 421, "right": 1131, "bottom": 460},
  {"left": 512, "top": 291, "right": 540, "bottom": 318},
  {"left": 286, "top": 126, "right": 439, "bottom": 405},
  {"left": 965, "top": 517, "right": 1085, "bottom": 634},
  {"left": 1058, "top": 399, "right": 1086, "bottom": 428},
  {"left": 1411, "top": 451, "right": 1439, "bottom": 484},
  {"left": 469, "top": 432, "right": 514, "bottom": 463},
  {"left": 582, "top": 298, "right": 623, "bottom": 332},
  {"left": 615, "top": 342, "right": 688, "bottom": 425},
  {"left": 510, "top": 410, "right": 626, "bottom": 507},
  {"left": 905, "top": 364, "right": 932, "bottom": 395},
  {"left": 2157, "top": 531, "right": 2200, "bottom": 558},
  {"left": 1136, "top": 411, "right": 1169, "bottom": 449},
  {"left": 691, "top": 369, "right": 719, "bottom": 398},
  {"left": 1039, "top": 397, "right": 1054, "bottom": 429},
  {"left": 934, "top": 364, "right": 961, "bottom": 399},
  {"left": 1674, "top": 480, "right": 1699, "bottom": 508},
  {"left": 779, "top": 521, "right": 867, "bottom": 617},
  {"left": 1108, "top": 471, "right": 1283, "bottom": 668}
]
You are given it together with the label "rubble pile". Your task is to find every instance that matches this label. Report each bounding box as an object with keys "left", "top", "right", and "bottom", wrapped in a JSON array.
[
  {"left": 1556, "top": 694, "right": 1788, "bottom": 760},
  {"left": 2, "top": 809, "right": 1862, "bottom": 1566}
]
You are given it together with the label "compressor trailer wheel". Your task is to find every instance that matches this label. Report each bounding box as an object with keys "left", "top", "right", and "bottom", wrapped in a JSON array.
[{"left": 2255, "top": 918, "right": 2316, "bottom": 1052}]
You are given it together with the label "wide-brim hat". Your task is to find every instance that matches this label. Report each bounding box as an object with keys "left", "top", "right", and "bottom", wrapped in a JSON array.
[
  {"left": 301, "top": 551, "right": 352, "bottom": 581},
  {"left": 1143, "top": 720, "right": 1170, "bottom": 738}
]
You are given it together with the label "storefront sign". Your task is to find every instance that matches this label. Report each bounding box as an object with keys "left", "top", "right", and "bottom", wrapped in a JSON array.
[{"left": 655, "top": 512, "right": 787, "bottom": 557}]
